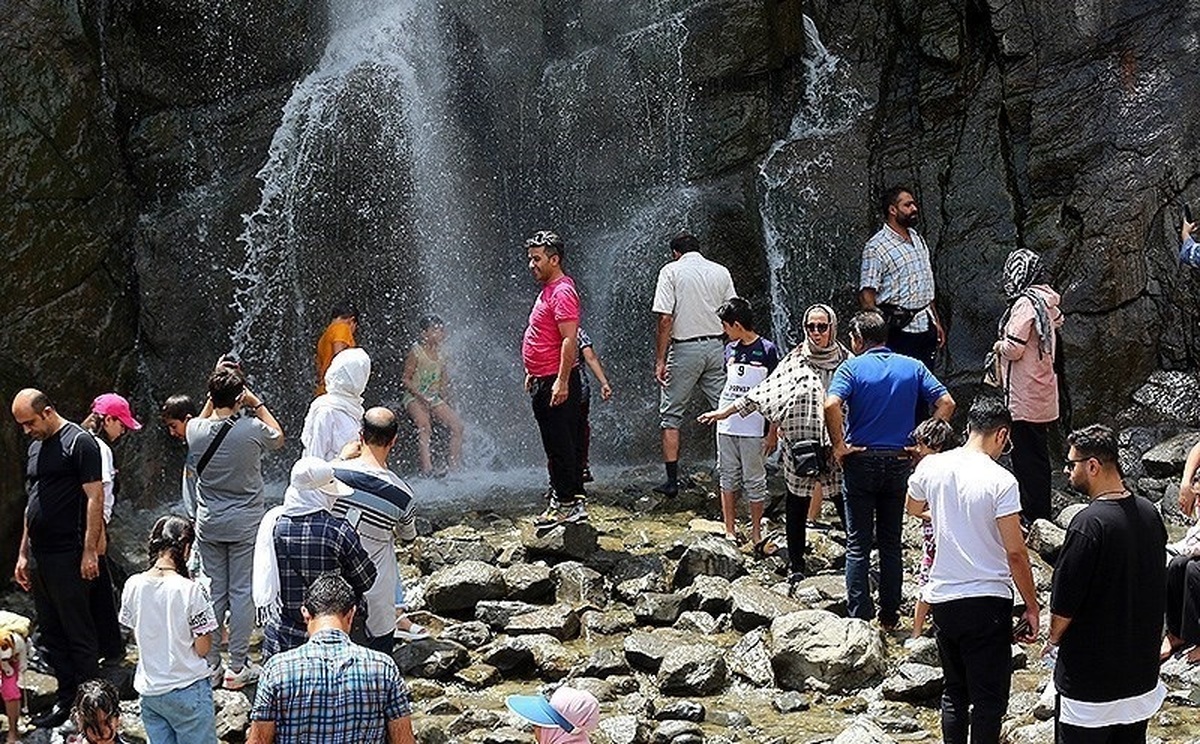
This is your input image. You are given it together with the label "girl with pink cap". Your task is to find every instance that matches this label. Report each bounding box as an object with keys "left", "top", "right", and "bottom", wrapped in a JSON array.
[{"left": 506, "top": 686, "right": 600, "bottom": 743}]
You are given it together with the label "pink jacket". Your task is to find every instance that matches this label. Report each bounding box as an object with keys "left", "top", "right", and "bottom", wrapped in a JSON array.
[{"left": 996, "top": 285, "right": 1064, "bottom": 423}]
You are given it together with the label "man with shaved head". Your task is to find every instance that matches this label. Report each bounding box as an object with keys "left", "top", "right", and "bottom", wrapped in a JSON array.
[
  {"left": 332, "top": 407, "right": 425, "bottom": 649},
  {"left": 11, "top": 388, "right": 105, "bottom": 728}
]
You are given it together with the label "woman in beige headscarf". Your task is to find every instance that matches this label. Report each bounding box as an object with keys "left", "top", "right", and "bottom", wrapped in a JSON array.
[{"left": 795, "top": 304, "right": 851, "bottom": 528}]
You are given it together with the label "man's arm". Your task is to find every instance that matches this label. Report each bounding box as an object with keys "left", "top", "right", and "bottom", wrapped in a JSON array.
[
  {"left": 387, "top": 717, "right": 416, "bottom": 744},
  {"left": 998, "top": 513, "right": 1039, "bottom": 642},
  {"left": 905, "top": 495, "right": 926, "bottom": 518},
  {"left": 246, "top": 721, "right": 276, "bottom": 744},
  {"left": 931, "top": 392, "right": 955, "bottom": 421},
  {"left": 858, "top": 287, "right": 878, "bottom": 310},
  {"left": 551, "top": 320, "right": 579, "bottom": 407},
  {"left": 1179, "top": 438, "right": 1200, "bottom": 517},
  {"left": 581, "top": 347, "right": 613, "bottom": 400},
  {"left": 242, "top": 390, "right": 285, "bottom": 443},
  {"left": 13, "top": 520, "right": 31, "bottom": 590},
  {"left": 929, "top": 301, "right": 945, "bottom": 349},
  {"left": 1046, "top": 613, "right": 1072, "bottom": 647},
  {"left": 655, "top": 313, "right": 673, "bottom": 386},
  {"left": 81, "top": 481, "right": 104, "bottom": 580},
  {"left": 824, "top": 394, "right": 863, "bottom": 463}
]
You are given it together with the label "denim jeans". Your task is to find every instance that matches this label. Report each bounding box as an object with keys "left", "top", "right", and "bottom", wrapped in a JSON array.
[
  {"left": 141, "top": 677, "right": 217, "bottom": 744},
  {"left": 932, "top": 596, "right": 1014, "bottom": 744},
  {"left": 842, "top": 452, "right": 910, "bottom": 624}
]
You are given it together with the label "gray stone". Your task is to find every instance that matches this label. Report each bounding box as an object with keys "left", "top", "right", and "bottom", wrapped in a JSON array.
[
  {"left": 424, "top": 560, "right": 507, "bottom": 613},
  {"left": 1026, "top": 519, "right": 1066, "bottom": 564},
  {"left": 213, "top": 689, "right": 250, "bottom": 740},
  {"left": 1056, "top": 503, "right": 1088, "bottom": 529},
  {"left": 505, "top": 603, "right": 581, "bottom": 641},
  {"left": 446, "top": 709, "right": 502, "bottom": 736},
  {"left": 478, "top": 637, "right": 535, "bottom": 676},
  {"left": 769, "top": 610, "right": 886, "bottom": 692},
  {"left": 576, "top": 647, "right": 631, "bottom": 677},
  {"left": 1006, "top": 720, "right": 1055, "bottom": 744},
  {"left": 413, "top": 719, "right": 450, "bottom": 744},
  {"left": 624, "top": 629, "right": 701, "bottom": 672},
  {"left": 652, "top": 699, "right": 705, "bottom": 722},
  {"left": 832, "top": 715, "right": 896, "bottom": 744},
  {"left": 522, "top": 633, "right": 581, "bottom": 681},
  {"left": 392, "top": 638, "right": 470, "bottom": 680},
  {"left": 673, "top": 610, "right": 720, "bottom": 635},
  {"left": 706, "top": 708, "right": 751, "bottom": 728},
  {"left": 789, "top": 573, "right": 848, "bottom": 615},
  {"left": 651, "top": 720, "right": 703, "bottom": 744},
  {"left": 804, "top": 529, "right": 847, "bottom": 573},
  {"left": 728, "top": 628, "right": 774, "bottom": 687},
  {"left": 476, "top": 600, "right": 540, "bottom": 629},
  {"left": 554, "top": 561, "right": 609, "bottom": 608},
  {"left": 424, "top": 697, "right": 462, "bottom": 716},
  {"left": 729, "top": 577, "right": 805, "bottom": 631},
  {"left": 772, "top": 690, "right": 810, "bottom": 713},
  {"left": 616, "top": 574, "right": 669, "bottom": 604},
  {"left": 867, "top": 700, "right": 924, "bottom": 733},
  {"left": 599, "top": 714, "right": 646, "bottom": 744},
  {"left": 414, "top": 534, "right": 498, "bottom": 574},
  {"left": 672, "top": 536, "right": 748, "bottom": 588},
  {"left": 682, "top": 574, "right": 732, "bottom": 615},
  {"left": 903, "top": 636, "right": 940, "bottom": 667},
  {"left": 634, "top": 591, "right": 687, "bottom": 625},
  {"left": 881, "top": 662, "right": 944, "bottom": 702},
  {"left": 1011, "top": 643, "right": 1028, "bottom": 670},
  {"left": 655, "top": 644, "right": 728, "bottom": 695},
  {"left": 521, "top": 521, "right": 599, "bottom": 560},
  {"left": 482, "top": 728, "right": 529, "bottom": 744},
  {"left": 503, "top": 562, "right": 555, "bottom": 603},
  {"left": 1142, "top": 431, "right": 1200, "bottom": 477},
  {"left": 581, "top": 607, "right": 636, "bottom": 635},
  {"left": 454, "top": 662, "right": 501, "bottom": 688},
  {"left": 570, "top": 676, "right": 618, "bottom": 702},
  {"left": 407, "top": 679, "right": 448, "bottom": 700},
  {"left": 439, "top": 620, "right": 493, "bottom": 649}
]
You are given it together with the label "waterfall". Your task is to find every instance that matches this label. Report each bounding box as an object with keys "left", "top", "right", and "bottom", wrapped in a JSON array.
[{"left": 757, "top": 15, "right": 869, "bottom": 347}]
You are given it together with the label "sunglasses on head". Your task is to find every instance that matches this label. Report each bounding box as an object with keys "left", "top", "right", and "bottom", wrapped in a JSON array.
[{"left": 805, "top": 323, "right": 830, "bottom": 332}]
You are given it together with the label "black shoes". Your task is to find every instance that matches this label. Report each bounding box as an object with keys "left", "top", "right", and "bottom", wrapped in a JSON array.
[
  {"left": 652, "top": 480, "right": 678, "bottom": 497},
  {"left": 31, "top": 702, "right": 71, "bottom": 729}
]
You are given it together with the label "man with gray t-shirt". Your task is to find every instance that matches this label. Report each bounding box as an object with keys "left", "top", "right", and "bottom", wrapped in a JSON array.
[{"left": 187, "top": 363, "right": 284, "bottom": 690}]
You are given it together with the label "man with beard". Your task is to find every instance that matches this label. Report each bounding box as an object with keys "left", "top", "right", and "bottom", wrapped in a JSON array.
[{"left": 859, "top": 185, "right": 944, "bottom": 366}]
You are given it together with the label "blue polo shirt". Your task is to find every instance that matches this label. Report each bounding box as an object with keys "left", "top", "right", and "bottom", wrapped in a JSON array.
[{"left": 826, "top": 347, "right": 948, "bottom": 449}]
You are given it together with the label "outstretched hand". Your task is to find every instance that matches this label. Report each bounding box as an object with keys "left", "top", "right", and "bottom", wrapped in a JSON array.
[{"left": 697, "top": 410, "right": 724, "bottom": 426}]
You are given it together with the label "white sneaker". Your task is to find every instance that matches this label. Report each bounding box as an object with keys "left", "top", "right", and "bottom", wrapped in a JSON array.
[
  {"left": 209, "top": 663, "right": 225, "bottom": 689},
  {"left": 223, "top": 660, "right": 262, "bottom": 690}
]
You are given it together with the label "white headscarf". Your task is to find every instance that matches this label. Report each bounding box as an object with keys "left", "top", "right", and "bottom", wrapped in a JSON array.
[
  {"left": 252, "top": 458, "right": 353, "bottom": 624},
  {"left": 301, "top": 348, "right": 371, "bottom": 457}
]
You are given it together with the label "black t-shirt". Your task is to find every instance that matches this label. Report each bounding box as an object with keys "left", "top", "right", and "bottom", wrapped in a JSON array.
[
  {"left": 24, "top": 422, "right": 102, "bottom": 553},
  {"left": 1051, "top": 496, "right": 1166, "bottom": 702}
]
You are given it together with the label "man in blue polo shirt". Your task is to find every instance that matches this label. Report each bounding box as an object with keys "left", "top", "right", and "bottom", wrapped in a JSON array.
[{"left": 825, "top": 311, "right": 955, "bottom": 629}]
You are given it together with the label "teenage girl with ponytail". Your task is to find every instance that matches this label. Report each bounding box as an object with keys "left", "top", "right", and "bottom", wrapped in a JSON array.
[{"left": 118, "top": 516, "right": 218, "bottom": 744}]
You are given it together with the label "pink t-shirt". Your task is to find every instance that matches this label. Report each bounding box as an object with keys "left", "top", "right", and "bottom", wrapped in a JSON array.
[{"left": 522, "top": 275, "right": 581, "bottom": 377}]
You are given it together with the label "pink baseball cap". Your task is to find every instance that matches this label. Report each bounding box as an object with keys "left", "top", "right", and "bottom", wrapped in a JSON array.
[{"left": 91, "top": 393, "right": 143, "bottom": 431}]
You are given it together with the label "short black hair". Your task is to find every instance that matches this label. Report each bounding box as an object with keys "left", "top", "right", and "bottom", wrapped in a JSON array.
[
  {"left": 525, "top": 230, "right": 565, "bottom": 262},
  {"left": 1067, "top": 424, "right": 1120, "bottom": 469},
  {"left": 670, "top": 233, "right": 701, "bottom": 255},
  {"left": 848, "top": 311, "right": 888, "bottom": 346},
  {"left": 207, "top": 366, "right": 246, "bottom": 409},
  {"left": 73, "top": 678, "right": 120, "bottom": 741},
  {"left": 911, "top": 418, "right": 958, "bottom": 451},
  {"left": 160, "top": 394, "right": 199, "bottom": 421},
  {"left": 420, "top": 315, "right": 444, "bottom": 331},
  {"left": 880, "top": 185, "right": 914, "bottom": 216},
  {"left": 362, "top": 407, "right": 399, "bottom": 447},
  {"left": 302, "top": 573, "right": 357, "bottom": 618},
  {"left": 967, "top": 395, "right": 1012, "bottom": 435},
  {"left": 331, "top": 302, "right": 359, "bottom": 321},
  {"left": 717, "top": 297, "right": 755, "bottom": 331}
]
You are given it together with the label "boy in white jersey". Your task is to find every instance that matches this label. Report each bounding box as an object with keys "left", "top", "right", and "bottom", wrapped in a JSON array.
[{"left": 710, "top": 298, "right": 780, "bottom": 551}]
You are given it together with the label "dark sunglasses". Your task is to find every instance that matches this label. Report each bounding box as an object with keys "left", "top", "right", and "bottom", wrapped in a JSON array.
[
  {"left": 1063, "top": 457, "right": 1092, "bottom": 470},
  {"left": 805, "top": 323, "right": 830, "bottom": 332}
]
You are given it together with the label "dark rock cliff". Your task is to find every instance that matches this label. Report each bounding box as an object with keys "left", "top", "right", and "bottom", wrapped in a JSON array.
[{"left": 3, "top": 0, "right": 1198, "bottom": 576}]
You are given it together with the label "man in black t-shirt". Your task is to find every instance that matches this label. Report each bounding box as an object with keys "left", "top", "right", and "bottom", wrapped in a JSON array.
[
  {"left": 1047, "top": 424, "right": 1166, "bottom": 743},
  {"left": 10, "top": 388, "right": 105, "bottom": 729}
]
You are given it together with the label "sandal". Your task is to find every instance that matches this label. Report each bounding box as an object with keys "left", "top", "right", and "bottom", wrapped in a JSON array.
[{"left": 753, "top": 538, "right": 780, "bottom": 559}]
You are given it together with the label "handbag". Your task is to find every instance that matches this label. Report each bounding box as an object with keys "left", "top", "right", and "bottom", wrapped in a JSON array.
[
  {"left": 982, "top": 350, "right": 1003, "bottom": 388},
  {"left": 877, "top": 302, "right": 920, "bottom": 331},
  {"left": 788, "top": 439, "right": 830, "bottom": 477}
]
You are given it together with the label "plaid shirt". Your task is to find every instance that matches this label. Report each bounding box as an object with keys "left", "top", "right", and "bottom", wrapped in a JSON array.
[
  {"left": 264, "top": 513, "right": 377, "bottom": 657},
  {"left": 860, "top": 225, "right": 936, "bottom": 332},
  {"left": 251, "top": 628, "right": 411, "bottom": 744},
  {"left": 736, "top": 349, "right": 841, "bottom": 498}
]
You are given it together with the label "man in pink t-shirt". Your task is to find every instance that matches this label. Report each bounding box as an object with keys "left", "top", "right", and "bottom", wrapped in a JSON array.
[{"left": 522, "top": 230, "right": 587, "bottom": 525}]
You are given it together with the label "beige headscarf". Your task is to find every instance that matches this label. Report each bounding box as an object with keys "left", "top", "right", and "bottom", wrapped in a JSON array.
[{"left": 798, "top": 303, "right": 850, "bottom": 371}]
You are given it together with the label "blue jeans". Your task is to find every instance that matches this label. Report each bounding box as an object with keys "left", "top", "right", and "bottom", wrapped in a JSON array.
[
  {"left": 141, "top": 677, "right": 217, "bottom": 744},
  {"left": 842, "top": 452, "right": 911, "bottom": 624}
]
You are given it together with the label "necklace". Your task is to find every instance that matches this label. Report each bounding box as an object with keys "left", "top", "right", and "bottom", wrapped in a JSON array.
[
  {"left": 1094, "top": 489, "right": 1129, "bottom": 501},
  {"left": 152, "top": 563, "right": 177, "bottom": 572}
]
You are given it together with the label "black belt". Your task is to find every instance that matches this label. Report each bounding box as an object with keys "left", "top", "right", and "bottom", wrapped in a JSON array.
[
  {"left": 673, "top": 335, "right": 722, "bottom": 344},
  {"left": 851, "top": 448, "right": 910, "bottom": 458}
]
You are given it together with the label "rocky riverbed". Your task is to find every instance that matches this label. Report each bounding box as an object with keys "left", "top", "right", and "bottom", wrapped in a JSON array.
[{"left": 8, "top": 455, "right": 1200, "bottom": 743}]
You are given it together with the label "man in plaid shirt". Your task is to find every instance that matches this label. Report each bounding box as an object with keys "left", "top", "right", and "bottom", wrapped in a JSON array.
[
  {"left": 248, "top": 574, "right": 415, "bottom": 744},
  {"left": 859, "top": 185, "right": 945, "bottom": 368}
]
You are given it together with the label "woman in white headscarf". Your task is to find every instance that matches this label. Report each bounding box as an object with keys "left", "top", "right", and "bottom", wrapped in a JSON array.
[{"left": 301, "top": 348, "right": 371, "bottom": 461}]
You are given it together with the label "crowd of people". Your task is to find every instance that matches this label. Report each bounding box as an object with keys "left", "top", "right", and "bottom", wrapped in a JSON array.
[{"left": 4, "top": 184, "right": 1198, "bottom": 744}]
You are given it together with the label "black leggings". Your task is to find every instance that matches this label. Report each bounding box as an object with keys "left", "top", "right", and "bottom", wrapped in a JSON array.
[{"left": 785, "top": 491, "right": 810, "bottom": 575}]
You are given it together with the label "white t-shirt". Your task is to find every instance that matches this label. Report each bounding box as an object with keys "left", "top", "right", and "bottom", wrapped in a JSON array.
[
  {"left": 908, "top": 448, "right": 1022, "bottom": 603},
  {"left": 717, "top": 358, "right": 770, "bottom": 437},
  {"left": 651, "top": 252, "right": 736, "bottom": 340},
  {"left": 119, "top": 571, "right": 218, "bottom": 696},
  {"left": 95, "top": 436, "right": 115, "bottom": 523}
]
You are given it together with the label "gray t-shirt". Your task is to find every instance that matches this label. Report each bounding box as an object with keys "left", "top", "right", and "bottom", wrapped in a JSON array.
[{"left": 186, "top": 416, "right": 284, "bottom": 542}]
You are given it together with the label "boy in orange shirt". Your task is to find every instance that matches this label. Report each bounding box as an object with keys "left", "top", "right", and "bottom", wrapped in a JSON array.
[{"left": 315, "top": 302, "right": 359, "bottom": 395}]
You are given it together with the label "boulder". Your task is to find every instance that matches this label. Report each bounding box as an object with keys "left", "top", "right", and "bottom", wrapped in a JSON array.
[
  {"left": 902, "top": 636, "right": 940, "bottom": 667},
  {"left": 414, "top": 534, "right": 498, "bottom": 573},
  {"left": 682, "top": 575, "right": 732, "bottom": 615},
  {"left": 424, "top": 697, "right": 462, "bottom": 716},
  {"left": 655, "top": 644, "right": 728, "bottom": 695},
  {"left": 728, "top": 628, "right": 774, "bottom": 687},
  {"left": 624, "top": 629, "right": 701, "bottom": 672},
  {"left": 213, "top": 689, "right": 250, "bottom": 740},
  {"left": 521, "top": 521, "right": 599, "bottom": 560},
  {"left": 1055, "top": 503, "right": 1088, "bottom": 529},
  {"left": 634, "top": 592, "right": 687, "bottom": 625},
  {"left": 599, "top": 714, "right": 647, "bottom": 744},
  {"left": 832, "top": 715, "right": 897, "bottom": 744},
  {"left": 651, "top": 720, "right": 703, "bottom": 744},
  {"left": 476, "top": 600, "right": 540, "bottom": 629},
  {"left": 454, "top": 662, "right": 501, "bottom": 688},
  {"left": 482, "top": 728, "right": 529, "bottom": 744},
  {"left": 478, "top": 637, "right": 535, "bottom": 676},
  {"left": 881, "top": 662, "right": 944, "bottom": 702},
  {"left": 424, "top": 560, "right": 506, "bottom": 613},
  {"left": 729, "top": 578, "right": 805, "bottom": 631},
  {"left": 1026, "top": 519, "right": 1066, "bottom": 564},
  {"left": 769, "top": 610, "right": 886, "bottom": 692},
  {"left": 570, "top": 676, "right": 618, "bottom": 702},
  {"left": 616, "top": 574, "right": 669, "bottom": 604},
  {"left": 522, "top": 633, "right": 580, "bottom": 681},
  {"left": 439, "top": 620, "right": 492, "bottom": 649},
  {"left": 1142, "top": 431, "right": 1200, "bottom": 477},
  {"left": 652, "top": 699, "right": 705, "bottom": 722},
  {"left": 505, "top": 604, "right": 581, "bottom": 641},
  {"left": 554, "top": 561, "right": 609, "bottom": 608},
  {"left": 503, "top": 563, "right": 555, "bottom": 603},
  {"left": 772, "top": 690, "right": 810, "bottom": 713},
  {"left": 804, "top": 529, "right": 847, "bottom": 572},
  {"left": 392, "top": 638, "right": 470, "bottom": 680},
  {"left": 581, "top": 607, "right": 636, "bottom": 635},
  {"left": 576, "top": 647, "right": 631, "bottom": 677},
  {"left": 446, "top": 709, "right": 502, "bottom": 737},
  {"left": 789, "top": 574, "right": 848, "bottom": 615},
  {"left": 672, "top": 536, "right": 747, "bottom": 588},
  {"left": 674, "top": 610, "right": 720, "bottom": 635},
  {"left": 1006, "top": 721, "right": 1055, "bottom": 744}
]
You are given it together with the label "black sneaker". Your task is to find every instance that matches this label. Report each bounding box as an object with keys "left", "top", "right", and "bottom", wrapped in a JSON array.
[
  {"left": 652, "top": 480, "right": 678, "bottom": 497},
  {"left": 31, "top": 702, "right": 71, "bottom": 729}
]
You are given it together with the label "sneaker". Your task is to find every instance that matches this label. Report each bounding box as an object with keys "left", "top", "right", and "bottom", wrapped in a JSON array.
[
  {"left": 535, "top": 497, "right": 563, "bottom": 527},
  {"left": 223, "top": 660, "right": 262, "bottom": 690},
  {"left": 394, "top": 621, "right": 431, "bottom": 641},
  {"left": 558, "top": 500, "right": 588, "bottom": 523},
  {"left": 208, "top": 663, "right": 225, "bottom": 689},
  {"left": 582, "top": 467, "right": 594, "bottom": 483},
  {"left": 652, "top": 480, "right": 678, "bottom": 497}
]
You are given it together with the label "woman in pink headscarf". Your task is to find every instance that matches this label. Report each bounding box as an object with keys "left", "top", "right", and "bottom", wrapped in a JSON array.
[{"left": 507, "top": 686, "right": 600, "bottom": 743}]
